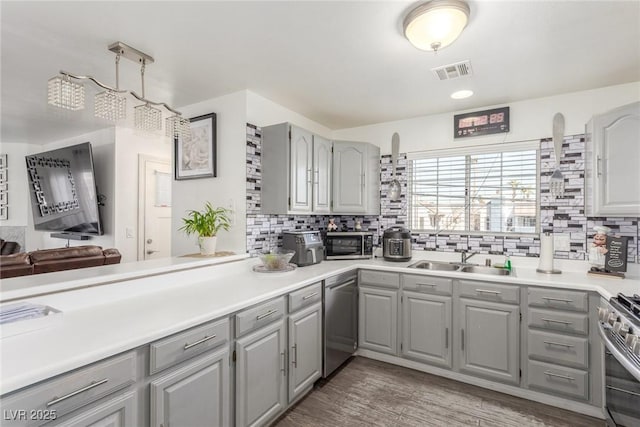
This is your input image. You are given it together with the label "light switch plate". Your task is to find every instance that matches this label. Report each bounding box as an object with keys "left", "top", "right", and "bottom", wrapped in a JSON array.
[
  {"left": 126, "top": 227, "right": 134, "bottom": 239},
  {"left": 554, "top": 234, "right": 570, "bottom": 251}
]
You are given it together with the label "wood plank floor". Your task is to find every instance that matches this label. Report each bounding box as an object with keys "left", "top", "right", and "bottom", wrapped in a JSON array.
[{"left": 274, "top": 357, "right": 604, "bottom": 427}]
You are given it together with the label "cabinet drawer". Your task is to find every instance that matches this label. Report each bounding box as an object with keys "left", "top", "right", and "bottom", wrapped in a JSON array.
[
  {"left": 528, "top": 329, "right": 588, "bottom": 369},
  {"left": 528, "top": 288, "right": 588, "bottom": 312},
  {"left": 527, "top": 360, "right": 589, "bottom": 401},
  {"left": 457, "top": 280, "right": 519, "bottom": 304},
  {"left": 528, "top": 308, "right": 588, "bottom": 336},
  {"left": 235, "top": 296, "right": 286, "bottom": 337},
  {"left": 289, "top": 282, "right": 322, "bottom": 313},
  {"left": 149, "top": 317, "right": 229, "bottom": 375},
  {"left": 403, "top": 274, "right": 452, "bottom": 295},
  {"left": 0, "top": 352, "right": 135, "bottom": 426},
  {"left": 359, "top": 270, "right": 400, "bottom": 289}
]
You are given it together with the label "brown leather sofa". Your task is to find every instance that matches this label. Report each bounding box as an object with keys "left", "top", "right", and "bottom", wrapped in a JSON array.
[{"left": 0, "top": 245, "right": 122, "bottom": 279}]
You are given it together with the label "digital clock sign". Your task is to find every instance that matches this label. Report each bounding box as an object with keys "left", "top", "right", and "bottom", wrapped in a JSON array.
[{"left": 454, "top": 106, "right": 510, "bottom": 138}]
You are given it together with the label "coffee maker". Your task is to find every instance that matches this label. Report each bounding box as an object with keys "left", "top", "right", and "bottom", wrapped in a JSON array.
[{"left": 282, "top": 231, "right": 325, "bottom": 267}]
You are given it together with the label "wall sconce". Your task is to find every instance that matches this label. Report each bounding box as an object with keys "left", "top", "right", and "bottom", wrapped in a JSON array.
[{"left": 403, "top": 0, "right": 470, "bottom": 52}]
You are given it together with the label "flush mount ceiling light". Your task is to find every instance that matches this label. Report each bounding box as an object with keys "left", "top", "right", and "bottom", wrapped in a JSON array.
[
  {"left": 451, "top": 89, "right": 473, "bottom": 99},
  {"left": 403, "top": 0, "right": 470, "bottom": 52},
  {"left": 47, "top": 41, "right": 189, "bottom": 136}
]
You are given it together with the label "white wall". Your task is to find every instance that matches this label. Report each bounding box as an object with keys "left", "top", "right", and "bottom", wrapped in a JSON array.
[
  {"left": 246, "top": 91, "right": 333, "bottom": 138},
  {"left": 172, "top": 91, "right": 248, "bottom": 255},
  {"left": 113, "top": 128, "right": 171, "bottom": 262},
  {"left": 332, "top": 82, "right": 640, "bottom": 154}
]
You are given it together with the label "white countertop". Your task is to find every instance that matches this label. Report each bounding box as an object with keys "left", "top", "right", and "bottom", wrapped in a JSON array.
[{"left": 1, "top": 252, "right": 639, "bottom": 395}]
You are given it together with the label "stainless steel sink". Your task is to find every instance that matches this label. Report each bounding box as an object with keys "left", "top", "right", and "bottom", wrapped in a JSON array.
[
  {"left": 408, "top": 260, "right": 513, "bottom": 276},
  {"left": 459, "top": 265, "right": 512, "bottom": 276},
  {"left": 408, "top": 261, "right": 460, "bottom": 271}
]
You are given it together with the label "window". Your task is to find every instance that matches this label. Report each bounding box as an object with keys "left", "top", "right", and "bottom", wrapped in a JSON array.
[{"left": 408, "top": 142, "right": 539, "bottom": 235}]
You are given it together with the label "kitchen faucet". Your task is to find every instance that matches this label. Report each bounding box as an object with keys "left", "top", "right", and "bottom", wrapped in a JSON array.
[{"left": 460, "top": 251, "right": 478, "bottom": 264}]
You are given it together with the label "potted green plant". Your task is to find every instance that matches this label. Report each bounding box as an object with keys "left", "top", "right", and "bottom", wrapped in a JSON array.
[{"left": 180, "top": 202, "right": 231, "bottom": 255}]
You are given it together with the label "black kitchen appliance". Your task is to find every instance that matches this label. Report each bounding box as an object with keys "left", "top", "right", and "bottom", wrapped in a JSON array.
[
  {"left": 598, "top": 293, "right": 640, "bottom": 426},
  {"left": 324, "top": 232, "right": 373, "bottom": 260},
  {"left": 382, "top": 226, "right": 412, "bottom": 262},
  {"left": 282, "top": 231, "right": 324, "bottom": 267}
]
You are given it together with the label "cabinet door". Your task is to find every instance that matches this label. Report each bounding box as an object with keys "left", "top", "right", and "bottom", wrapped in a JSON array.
[
  {"left": 402, "top": 291, "right": 452, "bottom": 368},
  {"left": 236, "top": 320, "right": 286, "bottom": 427},
  {"left": 359, "top": 286, "right": 398, "bottom": 355},
  {"left": 151, "top": 348, "right": 230, "bottom": 427},
  {"left": 289, "top": 125, "right": 313, "bottom": 213},
  {"left": 595, "top": 102, "right": 640, "bottom": 215},
  {"left": 332, "top": 142, "right": 367, "bottom": 214},
  {"left": 56, "top": 392, "right": 136, "bottom": 427},
  {"left": 288, "top": 303, "right": 322, "bottom": 403},
  {"left": 313, "top": 135, "right": 332, "bottom": 213},
  {"left": 459, "top": 298, "right": 520, "bottom": 384}
]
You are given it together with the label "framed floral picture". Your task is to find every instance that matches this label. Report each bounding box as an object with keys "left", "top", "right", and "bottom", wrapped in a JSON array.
[{"left": 175, "top": 113, "right": 217, "bottom": 180}]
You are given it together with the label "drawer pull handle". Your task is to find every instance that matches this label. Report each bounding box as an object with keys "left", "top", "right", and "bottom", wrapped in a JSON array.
[
  {"left": 302, "top": 292, "right": 319, "bottom": 300},
  {"left": 257, "top": 309, "right": 278, "bottom": 320},
  {"left": 292, "top": 344, "right": 298, "bottom": 368},
  {"left": 476, "top": 289, "right": 501, "bottom": 295},
  {"left": 542, "top": 297, "right": 573, "bottom": 303},
  {"left": 606, "top": 385, "right": 640, "bottom": 397},
  {"left": 544, "top": 371, "right": 575, "bottom": 381},
  {"left": 46, "top": 378, "right": 109, "bottom": 407},
  {"left": 543, "top": 340, "right": 574, "bottom": 348},
  {"left": 542, "top": 318, "right": 573, "bottom": 325},
  {"left": 184, "top": 334, "right": 217, "bottom": 350}
]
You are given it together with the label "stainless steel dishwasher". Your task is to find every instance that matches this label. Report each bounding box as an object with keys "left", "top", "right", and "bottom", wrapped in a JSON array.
[{"left": 323, "top": 271, "right": 358, "bottom": 377}]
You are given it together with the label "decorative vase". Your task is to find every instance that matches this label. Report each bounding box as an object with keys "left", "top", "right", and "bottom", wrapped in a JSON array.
[{"left": 199, "top": 236, "right": 217, "bottom": 256}]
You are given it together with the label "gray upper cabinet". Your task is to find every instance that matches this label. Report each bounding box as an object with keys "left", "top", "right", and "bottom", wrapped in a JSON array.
[
  {"left": 359, "top": 286, "right": 398, "bottom": 355},
  {"left": 288, "top": 303, "right": 322, "bottom": 403},
  {"left": 313, "top": 135, "right": 332, "bottom": 214},
  {"left": 261, "top": 123, "right": 331, "bottom": 215},
  {"left": 585, "top": 101, "right": 640, "bottom": 216},
  {"left": 402, "top": 291, "right": 452, "bottom": 368},
  {"left": 289, "top": 125, "right": 314, "bottom": 212},
  {"left": 235, "top": 320, "right": 287, "bottom": 427},
  {"left": 333, "top": 141, "right": 380, "bottom": 215},
  {"left": 459, "top": 298, "right": 520, "bottom": 385},
  {"left": 150, "top": 348, "right": 230, "bottom": 427}
]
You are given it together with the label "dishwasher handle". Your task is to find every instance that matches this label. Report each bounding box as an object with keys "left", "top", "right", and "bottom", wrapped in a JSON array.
[{"left": 325, "top": 277, "right": 356, "bottom": 291}]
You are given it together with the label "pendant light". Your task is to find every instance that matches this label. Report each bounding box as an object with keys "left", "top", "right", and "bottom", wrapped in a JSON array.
[{"left": 403, "top": 0, "right": 470, "bottom": 52}]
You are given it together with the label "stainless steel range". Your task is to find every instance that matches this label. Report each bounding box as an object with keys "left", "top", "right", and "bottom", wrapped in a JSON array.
[{"left": 598, "top": 294, "right": 640, "bottom": 426}]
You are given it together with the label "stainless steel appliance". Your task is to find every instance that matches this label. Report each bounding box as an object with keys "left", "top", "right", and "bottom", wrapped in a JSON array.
[
  {"left": 382, "top": 226, "right": 412, "bottom": 262},
  {"left": 324, "top": 232, "right": 373, "bottom": 260},
  {"left": 597, "top": 294, "right": 640, "bottom": 426},
  {"left": 323, "top": 271, "right": 358, "bottom": 377},
  {"left": 282, "top": 231, "right": 324, "bottom": 267}
]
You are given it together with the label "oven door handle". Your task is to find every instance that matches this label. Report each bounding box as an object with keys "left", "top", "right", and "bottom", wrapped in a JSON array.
[{"left": 598, "top": 321, "right": 640, "bottom": 382}]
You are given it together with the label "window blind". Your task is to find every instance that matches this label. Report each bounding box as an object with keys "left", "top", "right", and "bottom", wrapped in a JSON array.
[{"left": 408, "top": 143, "right": 539, "bottom": 234}]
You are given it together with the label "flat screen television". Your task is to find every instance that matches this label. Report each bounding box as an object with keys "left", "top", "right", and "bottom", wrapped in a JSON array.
[{"left": 25, "top": 142, "right": 104, "bottom": 237}]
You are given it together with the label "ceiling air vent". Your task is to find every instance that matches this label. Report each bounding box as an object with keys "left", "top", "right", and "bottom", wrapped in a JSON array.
[{"left": 431, "top": 60, "right": 473, "bottom": 81}]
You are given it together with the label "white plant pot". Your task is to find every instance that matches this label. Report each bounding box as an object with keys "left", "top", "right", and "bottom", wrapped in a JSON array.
[{"left": 198, "top": 236, "right": 217, "bottom": 256}]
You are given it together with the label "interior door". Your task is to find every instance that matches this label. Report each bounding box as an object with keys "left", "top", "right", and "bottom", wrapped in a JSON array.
[{"left": 139, "top": 156, "right": 171, "bottom": 260}]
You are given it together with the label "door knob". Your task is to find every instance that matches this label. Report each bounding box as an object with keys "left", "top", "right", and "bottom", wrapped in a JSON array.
[{"left": 146, "top": 239, "right": 153, "bottom": 244}]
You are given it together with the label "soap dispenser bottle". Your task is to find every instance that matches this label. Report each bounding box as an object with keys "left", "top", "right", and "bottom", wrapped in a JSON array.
[{"left": 504, "top": 256, "right": 512, "bottom": 271}]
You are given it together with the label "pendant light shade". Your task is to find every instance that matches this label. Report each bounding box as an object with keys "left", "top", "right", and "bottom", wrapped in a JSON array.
[{"left": 403, "top": 0, "right": 470, "bottom": 52}]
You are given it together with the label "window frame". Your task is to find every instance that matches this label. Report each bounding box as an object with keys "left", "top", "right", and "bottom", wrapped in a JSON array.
[{"left": 407, "top": 141, "right": 541, "bottom": 237}]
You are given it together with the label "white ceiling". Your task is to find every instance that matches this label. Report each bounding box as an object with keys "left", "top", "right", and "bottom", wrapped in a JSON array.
[{"left": 2, "top": 0, "right": 639, "bottom": 144}]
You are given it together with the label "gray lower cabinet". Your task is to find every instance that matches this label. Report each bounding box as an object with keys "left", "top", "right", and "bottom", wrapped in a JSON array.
[
  {"left": 401, "top": 291, "right": 452, "bottom": 368},
  {"left": 288, "top": 302, "right": 322, "bottom": 403},
  {"left": 359, "top": 286, "right": 398, "bottom": 355},
  {"left": 55, "top": 392, "right": 137, "bottom": 427},
  {"left": 150, "top": 348, "right": 230, "bottom": 427},
  {"left": 235, "top": 320, "right": 287, "bottom": 427},
  {"left": 459, "top": 298, "right": 520, "bottom": 384}
]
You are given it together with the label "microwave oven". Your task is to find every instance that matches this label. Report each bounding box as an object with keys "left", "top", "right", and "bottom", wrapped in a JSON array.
[{"left": 324, "top": 232, "right": 374, "bottom": 260}]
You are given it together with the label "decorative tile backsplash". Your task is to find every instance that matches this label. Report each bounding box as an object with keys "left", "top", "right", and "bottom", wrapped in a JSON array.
[{"left": 246, "top": 124, "right": 638, "bottom": 262}]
